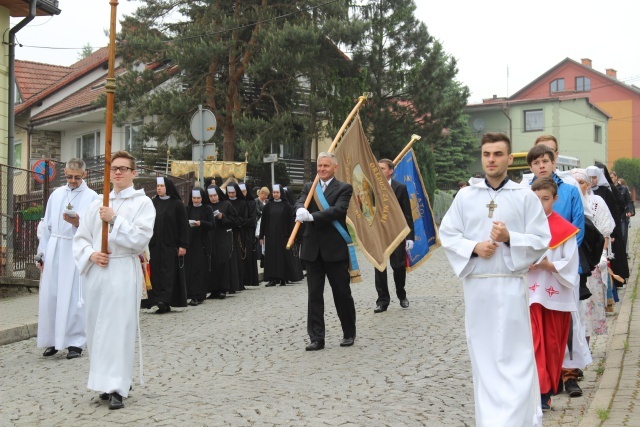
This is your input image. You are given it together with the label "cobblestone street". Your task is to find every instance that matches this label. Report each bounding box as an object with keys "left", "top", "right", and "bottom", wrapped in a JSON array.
[{"left": 0, "top": 243, "right": 619, "bottom": 426}]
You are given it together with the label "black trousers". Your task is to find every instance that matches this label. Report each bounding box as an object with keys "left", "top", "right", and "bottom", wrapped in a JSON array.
[
  {"left": 374, "top": 265, "right": 407, "bottom": 307},
  {"left": 306, "top": 257, "right": 356, "bottom": 341}
]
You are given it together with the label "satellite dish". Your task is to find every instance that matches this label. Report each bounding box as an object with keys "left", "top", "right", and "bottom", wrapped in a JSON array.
[{"left": 473, "top": 118, "right": 485, "bottom": 131}]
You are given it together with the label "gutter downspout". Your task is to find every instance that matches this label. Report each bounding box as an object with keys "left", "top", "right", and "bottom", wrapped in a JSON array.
[{"left": 6, "top": 0, "right": 38, "bottom": 275}]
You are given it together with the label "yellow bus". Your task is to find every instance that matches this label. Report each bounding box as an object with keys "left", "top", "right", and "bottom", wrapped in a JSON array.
[{"left": 507, "top": 152, "right": 580, "bottom": 183}]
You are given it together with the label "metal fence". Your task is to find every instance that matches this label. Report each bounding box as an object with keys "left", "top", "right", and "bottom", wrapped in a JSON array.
[{"left": 0, "top": 160, "right": 195, "bottom": 282}]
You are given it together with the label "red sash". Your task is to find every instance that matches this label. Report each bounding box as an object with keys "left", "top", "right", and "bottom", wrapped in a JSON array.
[{"left": 548, "top": 211, "right": 579, "bottom": 249}]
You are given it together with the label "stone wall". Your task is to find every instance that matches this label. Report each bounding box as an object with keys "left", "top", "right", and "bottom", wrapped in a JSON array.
[{"left": 30, "top": 129, "right": 62, "bottom": 161}]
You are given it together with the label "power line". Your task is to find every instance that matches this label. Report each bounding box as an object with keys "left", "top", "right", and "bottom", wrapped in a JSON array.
[{"left": 15, "top": 0, "right": 342, "bottom": 51}]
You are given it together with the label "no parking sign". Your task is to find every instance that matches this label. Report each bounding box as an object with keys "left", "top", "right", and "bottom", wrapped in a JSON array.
[{"left": 31, "top": 159, "right": 56, "bottom": 183}]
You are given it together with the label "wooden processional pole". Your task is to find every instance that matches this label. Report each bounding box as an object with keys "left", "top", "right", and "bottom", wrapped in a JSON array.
[
  {"left": 392, "top": 134, "right": 421, "bottom": 166},
  {"left": 286, "top": 92, "right": 371, "bottom": 249},
  {"left": 101, "top": 0, "right": 119, "bottom": 253}
]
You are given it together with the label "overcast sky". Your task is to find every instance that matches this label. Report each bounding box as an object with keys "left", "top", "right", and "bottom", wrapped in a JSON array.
[{"left": 11, "top": 0, "right": 640, "bottom": 105}]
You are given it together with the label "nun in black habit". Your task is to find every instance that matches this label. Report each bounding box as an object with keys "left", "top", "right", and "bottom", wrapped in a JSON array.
[
  {"left": 207, "top": 185, "right": 240, "bottom": 297},
  {"left": 226, "top": 182, "right": 249, "bottom": 291},
  {"left": 185, "top": 187, "right": 214, "bottom": 306},
  {"left": 239, "top": 182, "right": 259, "bottom": 287},
  {"left": 587, "top": 164, "right": 630, "bottom": 281},
  {"left": 146, "top": 176, "right": 190, "bottom": 313},
  {"left": 259, "top": 184, "right": 304, "bottom": 286}
]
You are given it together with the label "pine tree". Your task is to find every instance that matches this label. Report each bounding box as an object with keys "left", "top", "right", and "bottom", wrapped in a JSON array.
[
  {"left": 77, "top": 42, "right": 93, "bottom": 60},
  {"left": 349, "top": 0, "right": 469, "bottom": 193},
  {"left": 434, "top": 114, "right": 477, "bottom": 187},
  {"left": 114, "top": 0, "right": 358, "bottom": 167}
]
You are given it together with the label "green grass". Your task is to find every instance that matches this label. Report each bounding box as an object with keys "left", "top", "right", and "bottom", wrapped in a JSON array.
[
  {"left": 596, "top": 408, "right": 610, "bottom": 421},
  {"left": 624, "top": 339, "right": 629, "bottom": 351},
  {"left": 595, "top": 359, "right": 606, "bottom": 376}
]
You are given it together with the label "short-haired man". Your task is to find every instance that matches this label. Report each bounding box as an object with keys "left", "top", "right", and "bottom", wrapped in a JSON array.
[
  {"left": 73, "top": 151, "right": 156, "bottom": 410},
  {"left": 295, "top": 152, "right": 356, "bottom": 351},
  {"left": 373, "top": 159, "right": 414, "bottom": 313},
  {"left": 440, "top": 132, "right": 550, "bottom": 426},
  {"left": 38, "top": 158, "right": 99, "bottom": 360}
]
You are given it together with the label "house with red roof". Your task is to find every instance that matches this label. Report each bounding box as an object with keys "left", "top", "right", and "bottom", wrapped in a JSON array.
[
  {"left": 509, "top": 58, "right": 640, "bottom": 167},
  {"left": 14, "top": 48, "right": 177, "bottom": 170}
]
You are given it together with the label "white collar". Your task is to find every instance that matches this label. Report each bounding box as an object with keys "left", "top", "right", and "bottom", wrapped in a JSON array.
[
  {"left": 321, "top": 177, "right": 334, "bottom": 187},
  {"left": 110, "top": 185, "right": 137, "bottom": 199}
]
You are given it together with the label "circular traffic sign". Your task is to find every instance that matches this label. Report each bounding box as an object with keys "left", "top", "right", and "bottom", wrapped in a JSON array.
[
  {"left": 32, "top": 159, "right": 56, "bottom": 183},
  {"left": 190, "top": 108, "right": 217, "bottom": 142}
]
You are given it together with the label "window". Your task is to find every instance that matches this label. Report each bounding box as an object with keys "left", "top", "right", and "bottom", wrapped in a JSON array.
[
  {"left": 550, "top": 78, "right": 565, "bottom": 93},
  {"left": 524, "top": 109, "right": 544, "bottom": 132},
  {"left": 14, "top": 140, "right": 22, "bottom": 168},
  {"left": 576, "top": 76, "right": 591, "bottom": 92},
  {"left": 75, "top": 131, "right": 101, "bottom": 159},
  {"left": 124, "top": 122, "right": 142, "bottom": 153},
  {"left": 594, "top": 125, "right": 602, "bottom": 143}
]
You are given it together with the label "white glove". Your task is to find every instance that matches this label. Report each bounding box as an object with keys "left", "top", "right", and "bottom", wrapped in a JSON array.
[
  {"left": 296, "top": 208, "right": 314, "bottom": 222},
  {"left": 405, "top": 240, "right": 414, "bottom": 251}
]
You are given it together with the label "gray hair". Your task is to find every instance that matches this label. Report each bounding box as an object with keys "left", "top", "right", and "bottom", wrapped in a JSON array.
[
  {"left": 317, "top": 152, "right": 337, "bottom": 165},
  {"left": 65, "top": 158, "right": 86, "bottom": 171}
]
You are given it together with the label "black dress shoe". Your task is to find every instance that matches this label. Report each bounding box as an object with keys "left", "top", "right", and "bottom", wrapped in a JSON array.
[
  {"left": 305, "top": 340, "right": 325, "bottom": 351},
  {"left": 66, "top": 346, "right": 82, "bottom": 359},
  {"left": 109, "top": 392, "right": 124, "bottom": 410},
  {"left": 265, "top": 281, "right": 276, "bottom": 287},
  {"left": 400, "top": 298, "right": 409, "bottom": 308},
  {"left": 340, "top": 337, "right": 355, "bottom": 347},
  {"left": 374, "top": 305, "right": 387, "bottom": 313},
  {"left": 42, "top": 346, "right": 58, "bottom": 357},
  {"left": 156, "top": 302, "right": 170, "bottom": 314},
  {"left": 99, "top": 392, "right": 110, "bottom": 400},
  {"left": 564, "top": 379, "right": 583, "bottom": 397},
  {"left": 188, "top": 299, "right": 199, "bottom": 306}
]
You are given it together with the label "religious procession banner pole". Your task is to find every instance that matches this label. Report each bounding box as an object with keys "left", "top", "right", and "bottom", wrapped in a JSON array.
[
  {"left": 392, "top": 134, "right": 421, "bottom": 165},
  {"left": 101, "top": 0, "right": 119, "bottom": 253},
  {"left": 286, "top": 92, "right": 372, "bottom": 249}
]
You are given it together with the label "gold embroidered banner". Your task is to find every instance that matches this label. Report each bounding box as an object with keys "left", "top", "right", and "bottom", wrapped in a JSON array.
[
  {"left": 335, "top": 116, "right": 410, "bottom": 271},
  {"left": 171, "top": 161, "right": 247, "bottom": 179}
]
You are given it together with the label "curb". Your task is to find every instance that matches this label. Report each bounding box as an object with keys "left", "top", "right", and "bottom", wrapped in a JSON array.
[
  {"left": 579, "top": 233, "right": 638, "bottom": 427},
  {"left": 0, "top": 322, "right": 38, "bottom": 346}
]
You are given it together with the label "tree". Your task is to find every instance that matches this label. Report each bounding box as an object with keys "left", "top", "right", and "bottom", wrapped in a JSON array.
[
  {"left": 349, "top": 0, "right": 469, "bottom": 193},
  {"left": 613, "top": 158, "right": 640, "bottom": 191},
  {"left": 77, "top": 42, "right": 93, "bottom": 60},
  {"left": 114, "top": 0, "right": 359, "bottom": 167},
  {"left": 433, "top": 113, "right": 476, "bottom": 187}
]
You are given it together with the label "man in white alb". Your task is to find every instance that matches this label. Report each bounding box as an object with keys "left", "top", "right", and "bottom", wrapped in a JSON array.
[
  {"left": 440, "top": 132, "right": 551, "bottom": 426},
  {"left": 73, "top": 151, "right": 155, "bottom": 410},
  {"left": 37, "top": 158, "right": 99, "bottom": 359}
]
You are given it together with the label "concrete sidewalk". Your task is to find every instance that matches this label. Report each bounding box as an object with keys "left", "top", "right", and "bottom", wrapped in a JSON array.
[{"left": 0, "top": 288, "right": 38, "bottom": 346}]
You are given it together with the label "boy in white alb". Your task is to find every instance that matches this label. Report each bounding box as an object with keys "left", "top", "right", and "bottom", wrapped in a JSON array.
[{"left": 528, "top": 177, "right": 579, "bottom": 411}]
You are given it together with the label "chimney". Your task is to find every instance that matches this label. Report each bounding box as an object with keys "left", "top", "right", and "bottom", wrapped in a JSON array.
[
  {"left": 606, "top": 68, "right": 617, "bottom": 79},
  {"left": 581, "top": 58, "right": 592, "bottom": 68}
]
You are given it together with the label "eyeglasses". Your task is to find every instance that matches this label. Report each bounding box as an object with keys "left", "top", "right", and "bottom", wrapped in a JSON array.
[
  {"left": 65, "top": 175, "right": 83, "bottom": 180},
  {"left": 110, "top": 166, "right": 133, "bottom": 173}
]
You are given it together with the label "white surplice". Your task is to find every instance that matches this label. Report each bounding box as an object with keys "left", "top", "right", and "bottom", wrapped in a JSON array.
[
  {"left": 73, "top": 186, "right": 155, "bottom": 397},
  {"left": 440, "top": 180, "right": 551, "bottom": 427},
  {"left": 37, "top": 181, "right": 99, "bottom": 350}
]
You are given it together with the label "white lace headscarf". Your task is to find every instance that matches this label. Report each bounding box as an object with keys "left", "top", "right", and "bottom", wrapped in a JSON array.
[
  {"left": 586, "top": 166, "right": 609, "bottom": 191},
  {"left": 570, "top": 168, "right": 594, "bottom": 219}
]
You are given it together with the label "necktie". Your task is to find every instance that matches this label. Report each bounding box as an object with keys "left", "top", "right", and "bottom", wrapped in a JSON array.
[{"left": 322, "top": 182, "right": 327, "bottom": 192}]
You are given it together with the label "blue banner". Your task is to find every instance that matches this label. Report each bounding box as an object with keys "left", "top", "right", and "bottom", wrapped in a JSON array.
[{"left": 392, "top": 149, "right": 440, "bottom": 271}]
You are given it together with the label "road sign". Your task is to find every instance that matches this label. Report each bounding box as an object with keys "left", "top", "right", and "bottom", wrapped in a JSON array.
[
  {"left": 190, "top": 108, "right": 217, "bottom": 142},
  {"left": 263, "top": 154, "right": 278, "bottom": 163},
  {"left": 32, "top": 159, "right": 56, "bottom": 183}
]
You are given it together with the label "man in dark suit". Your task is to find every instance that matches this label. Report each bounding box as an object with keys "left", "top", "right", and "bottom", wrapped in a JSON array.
[
  {"left": 374, "top": 159, "right": 414, "bottom": 313},
  {"left": 295, "top": 152, "right": 356, "bottom": 351}
]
